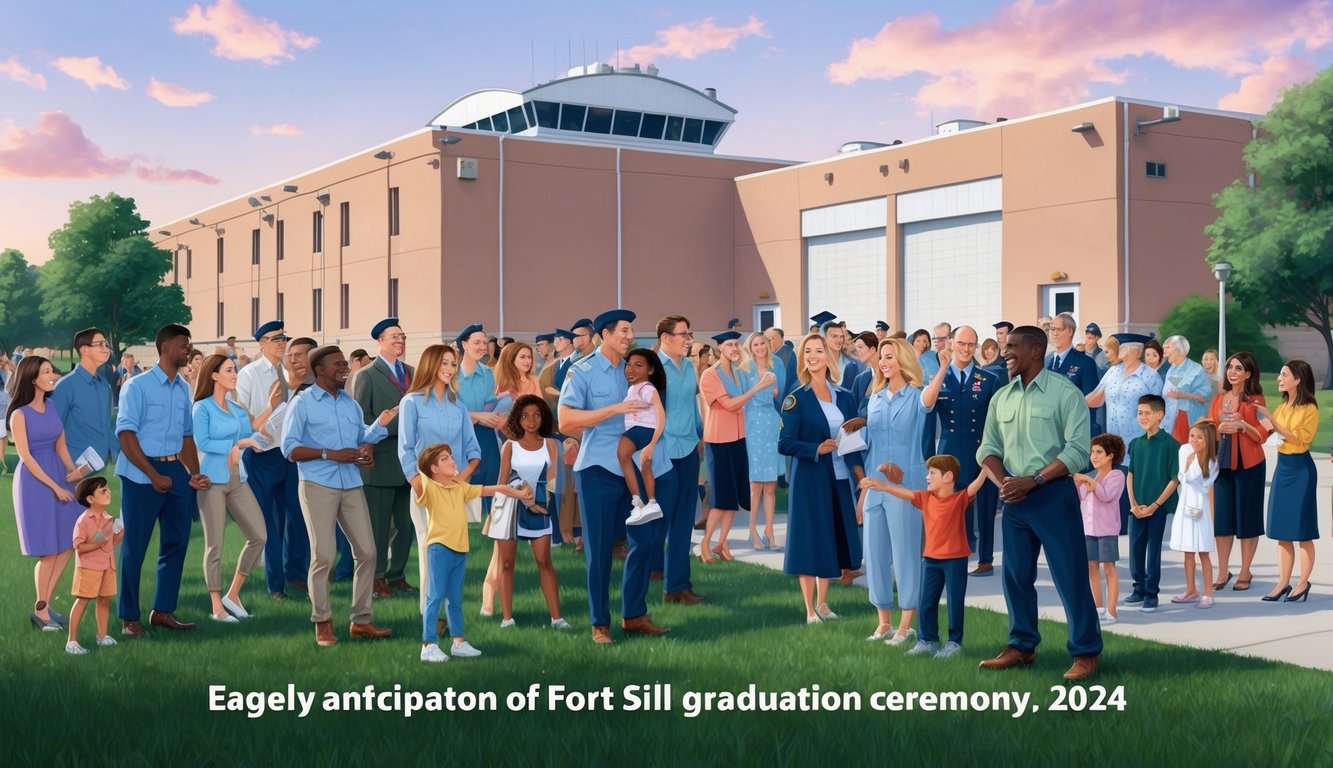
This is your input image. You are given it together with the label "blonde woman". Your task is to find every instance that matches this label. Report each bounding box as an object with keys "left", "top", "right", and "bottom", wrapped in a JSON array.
[{"left": 739, "top": 332, "right": 785, "bottom": 550}]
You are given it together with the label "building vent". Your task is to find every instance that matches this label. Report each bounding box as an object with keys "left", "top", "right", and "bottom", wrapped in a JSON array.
[
  {"left": 839, "top": 141, "right": 889, "bottom": 154},
  {"left": 935, "top": 119, "right": 987, "bottom": 135}
]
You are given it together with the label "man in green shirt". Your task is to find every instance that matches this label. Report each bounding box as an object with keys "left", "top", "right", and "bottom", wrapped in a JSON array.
[
  {"left": 1125, "top": 394, "right": 1180, "bottom": 613},
  {"left": 977, "top": 325, "right": 1102, "bottom": 681}
]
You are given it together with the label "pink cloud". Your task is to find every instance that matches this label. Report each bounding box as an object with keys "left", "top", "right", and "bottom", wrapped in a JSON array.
[
  {"left": 1218, "top": 55, "right": 1317, "bottom": 112},
  {"left": 146, "top": 77, "right": 214, "bottom": 107},
  {"left": 249, "top": 123, "right": 302, "bottom": 136},
  {"left": 827, "top": 0, "right": 1333, "bottom": 118},
  {"left": 135, "top": 165, "right": 220, "bottom": 184},
  {"left": 0, "top": 56, "right": 46, "bottom": 89},
  {"left": 0, "top": 112, "right": 131, "bottom": 178},
  {"left": 52, "top": 55, "right": 129, "bottom": 91},
  {"left": 172, "top": 0, "right": 319, "bottom": 65},
  {"left": 617, "top": 15, "right": 768, "bottom": 64}
]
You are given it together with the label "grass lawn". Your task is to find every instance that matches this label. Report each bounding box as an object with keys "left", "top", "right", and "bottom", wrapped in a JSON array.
[{"left": 3, "top": 450, "right": 1332, "bottom": 766}]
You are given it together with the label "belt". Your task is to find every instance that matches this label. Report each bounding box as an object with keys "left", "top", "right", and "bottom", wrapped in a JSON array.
[{"left": 150, "top": 454, "right": 180, "bottom": 462}]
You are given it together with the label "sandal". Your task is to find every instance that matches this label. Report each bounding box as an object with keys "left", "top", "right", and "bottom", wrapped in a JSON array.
[
  {"left": 1170, "top": 593, "right": 1199, "bottom": 604},
  {"left": 1212, "top": 572, "right": 1233, "bottom": 590}
]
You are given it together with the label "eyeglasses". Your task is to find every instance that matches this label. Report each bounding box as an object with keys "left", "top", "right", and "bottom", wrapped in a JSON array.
[
  {"left": 668, "top": 331, "right": 695, "bottom": 338},
  {"left": 933, "top": 336, "right": 950, "bottom": 343},
  {"left": 88, "top": 341, "right": 111, "bottom": 348},
  {"left": 953, "top": 341, "right": 977, "bottom": 349},
  {"left": 384, "top": 334, "right": 406, "bottom": 342}
]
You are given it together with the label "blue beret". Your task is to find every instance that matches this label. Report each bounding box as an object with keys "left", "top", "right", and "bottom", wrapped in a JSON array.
[
  {"left": 570, "top": 317, "right": 593, "bottom": 332},
  {"left": 535, "top": 333, "right": 554, "bottom": 344},
  {"left": 254, "top": 320, "right": 286, "bottom": 342},
  {"left": 726, "top": 317, "right": 741, "bottom": 329},
  {"left": 712, "top": 331, "right": 742, "bottom": 344},
  {"left": 593, "top": 309, "right": 636, "bottom": 333},
  {"left": 1085, "top": 322, "right": 1102, "bottom": 336},
  {"left": 1111, "top": 332, "right": 1153, "bottom": 345},
  {"left": 370, "top": 317, "right": 400, "bottom": 340},
  {"left": 992, "top": 321, "right": 1014, "bottom": 332},
  {"left": 874, "top": 320, "right": 890, "bottom": 331},
  {"left": 553, "top": 328, "right": 575, "bottom": 341},
  {"left": 455, "top": 324, "right": 484, "bottom": 346},
  {"left": 810, "top": 310, "right": 837, "bottom": 326}
]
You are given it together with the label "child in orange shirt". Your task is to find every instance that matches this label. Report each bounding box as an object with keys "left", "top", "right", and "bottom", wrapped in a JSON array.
[
  {"left": 861, "top": 455, "right": 990, "bottom": 659},
  {"left": 66, "top": 477, "right": 122, "bottom": 655}
]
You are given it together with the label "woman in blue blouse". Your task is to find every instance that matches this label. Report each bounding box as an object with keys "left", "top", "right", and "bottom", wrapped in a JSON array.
[
  {"left": 192, "top": 355, "right": 267, "bottom": 623},
  {"left": 739, "top": 332, "right": 785, "bottom": 551},
  {"left": 779, "top": 333, "right": 864, "bottom": 624},
  {"left": 860, "top": 338, "right": 948, "bottom": 645},
  {"left": 399, "top": 344, "right": 482, "bottom": 620}
]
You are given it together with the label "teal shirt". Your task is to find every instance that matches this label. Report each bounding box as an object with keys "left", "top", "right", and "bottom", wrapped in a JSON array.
[
  {"left": 1127, "top": 429, "right": 1180, "bottom": 511},
  {"left": 657, "top": 350, "right": 701, "bottom": 460},
  {"left": 977, "top": 368, "right": 1090, "bottom": 477}
]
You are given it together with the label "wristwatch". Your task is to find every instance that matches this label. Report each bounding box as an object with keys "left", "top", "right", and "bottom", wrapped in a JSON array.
[
  {"left": 1032, "top": 473, "right": 1047, "bottom": 487},
  {"left": 322, "top": 449, "right": 328, "bottom": 461}
]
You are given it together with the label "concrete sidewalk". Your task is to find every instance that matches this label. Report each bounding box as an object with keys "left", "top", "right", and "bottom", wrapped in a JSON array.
[{"left": 706, "top": 445, "right": 1333, "bottom": 672}]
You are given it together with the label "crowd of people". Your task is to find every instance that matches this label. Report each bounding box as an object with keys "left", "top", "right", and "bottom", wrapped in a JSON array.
[{"left": 4, "top": 308, "right": 1325, "bottom": 679}]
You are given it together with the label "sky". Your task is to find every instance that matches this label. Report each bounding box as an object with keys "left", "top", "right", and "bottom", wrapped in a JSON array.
[{"left": 2, "top": 0, "right": 1331, "bottom": 264}]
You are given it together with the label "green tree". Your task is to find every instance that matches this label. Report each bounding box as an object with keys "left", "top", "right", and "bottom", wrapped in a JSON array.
[
  {"left": 39, "top": 193, "right": 191, "bottom": 359},
  {"left": 0, "top": 249, "right": 50, "bottom": 350},
  {"left": 1157, "top": 295, "right": 1283, "bottom": 371},
  {"left": 1206, "top": 65, "right": 1333, "bottom": 388}
]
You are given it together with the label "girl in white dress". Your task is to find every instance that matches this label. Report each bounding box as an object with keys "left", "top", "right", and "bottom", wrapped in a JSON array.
[{"left": 1170, "top": 421, "right": 1219, "bottom": 608}]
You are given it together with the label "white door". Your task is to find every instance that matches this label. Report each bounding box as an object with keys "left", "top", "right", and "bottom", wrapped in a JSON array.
[
  {"left": 901, "top": 212, "right": 1002, "bottom": 336},
  {"left": 1041, "top": 283, "right": 1080, "bottom": 320},
  {"left": 754, "top": 304, "right": 780, "bottom": 333}
]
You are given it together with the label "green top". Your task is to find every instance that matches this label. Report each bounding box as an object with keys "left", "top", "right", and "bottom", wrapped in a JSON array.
[
  {"left": 977, "top": 368, "right": 1090, "bottom": 477},
  {"left": 1127, "top": 429, "right": 1180, "bottom": 512}
]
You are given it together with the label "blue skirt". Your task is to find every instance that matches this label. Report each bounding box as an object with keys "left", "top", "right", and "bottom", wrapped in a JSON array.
[{"left": 1267, "top": 451, "right": 1319, "bottom": 542}]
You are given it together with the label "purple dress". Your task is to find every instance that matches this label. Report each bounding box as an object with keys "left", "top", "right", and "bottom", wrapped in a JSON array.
[{"left": 12, "top": 404, "right": 82, "bottom": 557}]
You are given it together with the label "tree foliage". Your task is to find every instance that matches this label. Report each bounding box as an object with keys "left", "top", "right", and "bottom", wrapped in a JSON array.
[
  {"left": 0, "top": 249, "right": 50, "bottom": 350},
  {"left": 1205, "top": 66, "right": 1333, "bottom": 387},
  {"left": 39, "top": 193, "right": 191, "bottom": 359},
  {"left": 1158, "top": 295, "right": 1283, "bottom": 371}
]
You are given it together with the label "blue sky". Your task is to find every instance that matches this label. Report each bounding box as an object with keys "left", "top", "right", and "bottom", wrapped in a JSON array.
[{"left": 3, "top": 0, "right": 1330, "bottom": 263}]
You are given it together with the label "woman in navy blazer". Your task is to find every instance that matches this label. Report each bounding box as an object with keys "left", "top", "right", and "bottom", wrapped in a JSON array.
[{"left": 780, "top": 333, "right": 864, "bottom": 624}]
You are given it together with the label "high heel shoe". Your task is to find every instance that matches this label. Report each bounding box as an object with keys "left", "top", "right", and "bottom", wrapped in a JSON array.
[
  {"left": 712, "top": 546, "right": 734, "bottom": 562},
  {"left": 1212, "top": 572, "right": 1233, "bottom": 591},
  {"left": 749, "top": 532, "right": 764, "bottom": 550},
  {"left": 1285, "top": 585, "right": 1311, "bottom": 602},
  {"left": 759, "top": 534, "right": 771, "bottom": 551},
  {"left": 1261, "top": 585, "right": 1292, "bottom": 602}
]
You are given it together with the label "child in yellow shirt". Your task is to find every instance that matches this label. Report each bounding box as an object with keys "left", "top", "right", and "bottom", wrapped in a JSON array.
[{"left": 416, "top": 443, "right": 532, "bottom": 663}]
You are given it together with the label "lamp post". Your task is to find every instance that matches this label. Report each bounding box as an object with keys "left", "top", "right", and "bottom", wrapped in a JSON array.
[{"left": 1213, "top": 261, "right": 1232, "bottom": 365}]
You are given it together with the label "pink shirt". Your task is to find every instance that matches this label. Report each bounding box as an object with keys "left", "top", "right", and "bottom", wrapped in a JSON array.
[
  {"left": 72, "top": 509, "right": 116, "bottom": 571},
  {"left": 699, "top": 367, "right": 745, "bottom": 444},
  {"left": 624, "top": 381, "right": 658, "bottom": 430},
  {"left": 1078, "top": 469, "right": 1125, "bottom": 537}
]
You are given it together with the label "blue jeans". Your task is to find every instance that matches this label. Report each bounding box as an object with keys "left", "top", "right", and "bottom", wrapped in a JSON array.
[
  {"left": 244, "top": 448, "right": 309, "bottom": 593},
  {"left": 118, "top": 461, "right": 195, "bottom": 621},
  {"left": 1128, "top": 508, "right": 1170, "bottom": 598},
  {"left": 919, "top": 556, "right": 968, "bottom": 644},
  {"left": 422, "top": 543, "right": 466, "bottom": 643}
]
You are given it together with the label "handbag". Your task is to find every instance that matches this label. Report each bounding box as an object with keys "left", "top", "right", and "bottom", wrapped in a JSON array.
[
  {"left": 1184, "top": 505, "right": 1203, "bottom": 520},
  {"left": 485, "top": 474, "right": 525, "bottom": 541},
  {"left": 1217, "top": 432, "right": 1234, "bottom": 471}
]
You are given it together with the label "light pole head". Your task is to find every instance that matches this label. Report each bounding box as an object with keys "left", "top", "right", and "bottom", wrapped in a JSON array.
[{"left": 1213, "top": 262, "right": 1232, "bottom": 283}]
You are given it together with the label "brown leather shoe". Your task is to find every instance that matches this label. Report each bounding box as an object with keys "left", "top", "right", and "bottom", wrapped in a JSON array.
[
  {"left": 649, "top": 570, "right": 664, "bottom": 582},
  {"left": 970, "top": 563, "right": 995, "bottom": 576},
  {"left": 622, "top": 614, "right": 670, "bottom": 635},
  {"left": 149, "top": 611, "right": 197, "bottom": 631},
  {"left": 315, "top": 620, "right": 337, "bottom": 646},
  {"left": 389, "top": 579, "right": 418, "bottom": 595},
  {"left": 979, "top": 645, "right": 1035, "bottom": 670},
  {"left": 349, "top": 621, "right": 393, "bottom": 639},
  {"left": 664, "top": 590, "right": 705, "bottom": 605},
  {"left": 121, "top": 619, "right": 147, "bottom": 638},
  {"left": 287, "top": 579, "right": 309, "bottom": 594},
  {"left": 372, "top": 579, "right": 395, "bottom": 598},
  {"left": 838, "top": 568, "right": 863, "bottom": 586},
  {"left": 1063, "top": 656, "right": 1100, "bottom": 681},
  {"left": 591, "top": 625, "right": 613, "bottom": 644}
]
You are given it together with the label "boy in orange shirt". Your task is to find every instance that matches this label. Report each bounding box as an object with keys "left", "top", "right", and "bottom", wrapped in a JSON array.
[
  {"left": 862, "top": 455, "right": 990, "bottom": 659},
  {"left": 67, "top": 477, "right": 123, "bottom": 655}
]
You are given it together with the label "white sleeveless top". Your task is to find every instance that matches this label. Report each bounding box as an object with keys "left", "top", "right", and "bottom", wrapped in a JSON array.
[{"left": 508, "top": 440, "right": 552, "bottom": 537}]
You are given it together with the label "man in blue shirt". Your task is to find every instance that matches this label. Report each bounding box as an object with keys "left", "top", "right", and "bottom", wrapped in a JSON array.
[
  {"left": 654, "top": 314, "right": 705, "bottom": 604},
  {"left": 52, "top": 327, "right": 115, "bottom": 469},
  {"left": 920, "top": 321, "right": 952, "bottom": 459},
  {"left": 560, "top": 309, "right": 674, "bottom": 644},
  {"left": 283, "top": 346, "right": 397, "bottom": 647},
  {"left": 115, "top": 324, "right": 211, "bottom": 636}
]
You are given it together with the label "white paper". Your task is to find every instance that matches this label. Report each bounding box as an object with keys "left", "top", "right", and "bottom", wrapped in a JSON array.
[
  {"left": 836, "top": 427, "right": 867, "bottom": 456},
  {"left": 75, "top": 446, "right": 105, "bottom": 473}
]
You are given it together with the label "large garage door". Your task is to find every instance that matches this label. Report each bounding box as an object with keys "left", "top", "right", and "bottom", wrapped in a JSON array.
[
  {"left": 806, "top": 228, "right": 886, "bottom": 335},
  {"left": 901, "top": 212, "right": 1001, "bottom": 338}
]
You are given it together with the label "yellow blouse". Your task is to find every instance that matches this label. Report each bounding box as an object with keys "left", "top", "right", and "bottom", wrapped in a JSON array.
[{"left": 1273, "top": 402, "right": 1319, "bottom": 454}]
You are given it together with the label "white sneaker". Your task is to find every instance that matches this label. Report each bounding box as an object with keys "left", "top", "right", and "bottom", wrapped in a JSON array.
[
  {"left": 65, "top": 641, "right": 89, "bottom": 656},
  {"left": 885, "top": 628, "right": 917, "bottom": 647},
  {"left": 420, "top": 643, "right": 448, "bottom": 663},
  {"left": 1096, "top": 607, "right": 1109, "bottom": 621},
  {"left": 806, "top": 614, "right": 822, "bottom": 625},
  {"left": 211, "top": 612, "right": 240, "bottom": 624},
  {"left": 905, "top": 640, "right": 940, "bottom": 657},
  {"left": 550, "top": 618, "right": 571, "bottom": 630},
  {"left": 934, "top": 641, "right": 963, "bottom": 659},
  {"left": 626, "top": 502, "right": 662, "bottom": 526},
  {"left": 221, "top": 595, "right": 250, "bottom": 619},
  {"left": 451, "top": 640, "right": 482, "bottom": 658},
  {"left": 96, "top": 635, "right": 117, "bottom": 647},
  {"left": 499, "top": 618, "right": 516, "bottom": 628},
  {"left": 815, "top": 604, "right": 839, "bottom": 620},
  {"left": 1100, "top": 612, "right": 1118, "bottom": 625}
]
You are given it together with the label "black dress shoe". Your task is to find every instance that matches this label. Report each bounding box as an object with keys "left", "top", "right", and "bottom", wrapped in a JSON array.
[{"left": 149, "top": 611, "right": 197, "bottom": 631}]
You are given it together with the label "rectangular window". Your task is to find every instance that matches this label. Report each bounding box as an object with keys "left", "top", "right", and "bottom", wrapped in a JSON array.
[
  {"left": 664, "top": 115, "right": 684, "bottom": 141},
  {"left": 340, "top": 283, "right": 350, "bottom": 329},
  {"left": 702, "top": 120, "right": 726, "bottom": 145},
  {"left": 524, "top": 101, "right": 537, "bottom": 126},
  {"left": 312, "top": 288, "right": 323, "bottom": 332},
  {"left": 682, "top": 117, "right": 703, "bottom": 143},
  {"left": 584, "top": 107, "right": 613, "bottom": 134},
  {"left": 612, "top": 110, "right": 642, "bottom": 137},
  {"left": 250, "top": 297, "right": 260, "bottom": 331},
  {"left": 505, "top": 105, "right": 527, "bottom": 133},
  {"left": 559, "top": 103, "right": 587, "bottom": 131},
  {"left": 1146, "top": 161, "right": 1167, "bottom": 178},
  {"left": 172, "top": 251, "right": 179, "bottom": 284},
  {"left": 217, "top": 302, "right": 225, "bottom": 338},
  {"left": 276, "top": 219, "right": 285, "bottom": 261},
  {"left": 533, "top": 100, "right": 559, "bottom": 128},
  {"left": 186, "top": 248, "right": 193, "bottom": 279},
  {"left": 492, "top": 110, "right": 509, "bottom": 132},
  {"left": 277, "top": 292, "right": 285, "bottom": 322},
  {"left": 313, "top": 211, "right": 324, "bottom": 253},
  {"left": 389, "top": 278, "right": 399, "bottom": 317},
  {"left": 216, "top": 236, "right": 224, "bottom": 273},
  {"left": 639, "top": 113, "right": 666, "bottom": 139},
  {"left": 389, "top": 187, "right": 400, "bottom": 236},
  {"left": 340, "top": 202, "right": 350, "bottom": 246},
  {"left": 251, "top": 228, "right": 261, "bottom": 265}
]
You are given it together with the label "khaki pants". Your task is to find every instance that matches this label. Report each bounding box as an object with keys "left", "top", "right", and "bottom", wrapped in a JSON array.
[
  {"left": 198, "top": 476, "right": 267, "bottom": 591},
  {"left": 299, "top": 481, "right": 376, "bottom": 624}
]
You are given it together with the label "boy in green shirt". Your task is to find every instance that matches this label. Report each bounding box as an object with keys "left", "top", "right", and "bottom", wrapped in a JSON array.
[{"left": 1125, "top": 394, "right": 1180, "bottom": 613}]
